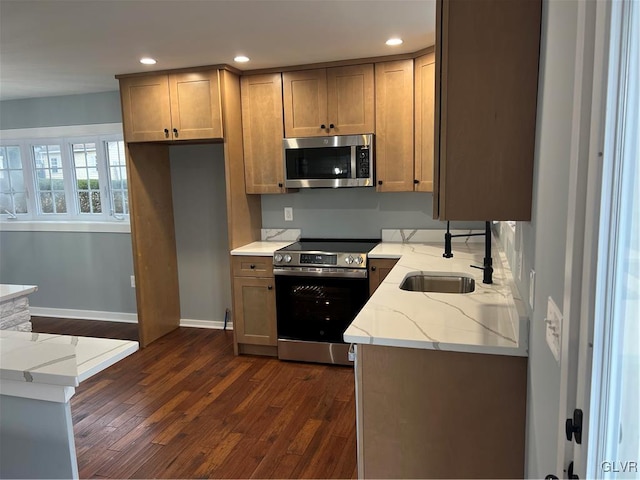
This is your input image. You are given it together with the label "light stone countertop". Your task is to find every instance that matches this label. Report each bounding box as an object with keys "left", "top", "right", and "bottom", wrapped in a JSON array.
[
  {"left": 344, "top": 241, "right": 528, "bottom": 357},
  {"left": 0, "top": 284, "right": 38, "bottom": 302},
  {"left": 0, "top": 330, "right": 139, "bottom": 389},
  {"left": 230, "top": 241, "right": 294, "bottom": 256}
]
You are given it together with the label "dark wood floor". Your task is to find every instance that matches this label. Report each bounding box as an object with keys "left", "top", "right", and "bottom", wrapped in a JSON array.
[{"left": 31, "top": 317, "right": 357, "bottom": 479}]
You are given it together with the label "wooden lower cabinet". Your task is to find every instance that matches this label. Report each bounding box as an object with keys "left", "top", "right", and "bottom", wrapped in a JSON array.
[
  {"left": 368, "top": 258, "right": 399, "bottom": 295},
  {"left": 231, "top": 255, "right": 277, "bottom": 356},
  {"left": 355, "top": 344, "right": 527, "bottom": 479}
]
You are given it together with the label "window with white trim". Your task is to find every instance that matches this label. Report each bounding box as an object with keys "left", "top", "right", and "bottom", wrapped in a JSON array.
[{"left": 0, "top": 132, "right": 128, "bottom": 222}]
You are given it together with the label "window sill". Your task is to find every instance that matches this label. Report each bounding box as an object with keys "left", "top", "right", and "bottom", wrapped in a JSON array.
[{"left": 0, "top": 220, "right": 130, "bottom": 234}]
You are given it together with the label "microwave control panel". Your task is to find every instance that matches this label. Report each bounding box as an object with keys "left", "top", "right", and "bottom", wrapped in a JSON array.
[{"left": 356, "top": 146, "right": 370, "bottom": 179}]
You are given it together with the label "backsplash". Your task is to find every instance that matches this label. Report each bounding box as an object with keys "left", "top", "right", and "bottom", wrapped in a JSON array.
[
  {"left": 381, "top": 229, "right": 486, "bottom": 243},
  {"left": 261, "top": 189, "right": 484, "bottom": 238},
  {"left": 261, "top": 229, "right": 301, "bottom": 241}
]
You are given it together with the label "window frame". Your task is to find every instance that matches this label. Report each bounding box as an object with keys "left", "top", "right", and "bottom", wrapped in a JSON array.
[{"left": 0, "top": 124, "right": 129, "bottom": 229}]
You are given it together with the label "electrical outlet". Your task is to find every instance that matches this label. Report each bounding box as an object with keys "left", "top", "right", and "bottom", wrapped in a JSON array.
[
  {"left": 130, "top": 275, "right": 136, "bottom": 288},
  {"left": 545, "top": 296, "right": 562, "bottom": 362},
  {"left": 529, "top": 269, "right": 535, "bottom": 309},
  {"left": 284, "top": 207, "right": 293, "bottom": 222}
]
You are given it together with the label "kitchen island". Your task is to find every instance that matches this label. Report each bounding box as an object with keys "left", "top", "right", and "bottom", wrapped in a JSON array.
[
  {"left": 0, "top": 284, "right": 38, "bottom": 331},
  {"left": 345, "top": 237, "right": 528, "bottom": 479},
  {"left": 0, "top": 330, "right": 138, "bottom": 479}
]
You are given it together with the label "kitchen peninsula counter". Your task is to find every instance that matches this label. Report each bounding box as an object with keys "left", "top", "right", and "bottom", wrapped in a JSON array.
[
  {"left": 344, "top": 240, "right": 528, "bottom": 357},
  {"left": 230, "top": 240, "right": 293, "bottom": 256},
  {"left": 0, "top": 331, "right": 138, "bottom": 479}
]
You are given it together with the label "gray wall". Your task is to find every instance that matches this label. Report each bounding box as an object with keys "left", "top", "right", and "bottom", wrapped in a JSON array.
[
  {"left": 170, "top": 144, "right": 231, "bottom": 322},
  {"left": 0, "top": 91, "right": 122, "bottom": 129},
  {"left": 262, "top": 189, "right": 483, "bottom": 238},
  {"left": 0, "top": 231, "right": 137, "bottom": 313},
  {"left": 505, "top": 1, "right": 578, "bottom": 476}
]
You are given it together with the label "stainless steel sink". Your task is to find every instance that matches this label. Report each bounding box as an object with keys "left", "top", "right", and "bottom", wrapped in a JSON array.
[{"left": 399, "top": 272, "right": 475, "bottom": 294}]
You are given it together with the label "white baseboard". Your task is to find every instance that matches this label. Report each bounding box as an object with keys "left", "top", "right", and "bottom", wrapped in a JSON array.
[
  {"left": 179, "top": 318, "right": 233, "bottom": 330},
  {"left": 30, "top": 307, "right": 138, "bottom": 323},
  {"left": 29, "top": 308, "right": 234, "bottom": 331}
]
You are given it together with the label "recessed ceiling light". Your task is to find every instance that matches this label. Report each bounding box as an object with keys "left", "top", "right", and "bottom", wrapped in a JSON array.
[
  {"left": 234, "top": 55, "right": 250, "bottom": 63},
  {"left": 139, "top": 57, "right": 157, "bottom": 65},
  {"left": 386, "top": 38, "right": 403, "bottom": 46}
]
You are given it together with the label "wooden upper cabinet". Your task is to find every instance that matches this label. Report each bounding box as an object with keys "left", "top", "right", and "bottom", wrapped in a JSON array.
[
  {"left": 119, "top": 70, "right": 223, "bottom": 143},
  {"left": 119, "top": 74, "right": 172, "bottom": 142},
  {"left": 168, "top": 71, "right": 223, "bottom": 141},
  {"left": 283, "top": 64, "right": 374, "bottom": 138},
  {"left": 434, "top": 0, "right": 542, "bottom": 220},
  {"left": 414, "top": 52, "right": 435, "bottom": 192},
  {"left": 375, "top": 59, "right": 415, "bottom": 192},
  {"left": 241, "top": 73, "right": 285, "bottom": 194}
]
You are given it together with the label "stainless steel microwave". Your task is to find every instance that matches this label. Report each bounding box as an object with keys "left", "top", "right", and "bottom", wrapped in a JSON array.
[{"left": 283, "top": 134, "right": 374, "bottom": 188}]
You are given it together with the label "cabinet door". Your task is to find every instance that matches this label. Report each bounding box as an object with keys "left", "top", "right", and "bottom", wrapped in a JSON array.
[
  {"left": 374, "top": 60, "right": 415, "bottom": 192},
  {"left": 369, "top": 258, "right": 399, "bottom": 295},
  {"left": 233, "top": 276, "right": 277, "bottom": 346},
  {"left": 435, "top": 0, "right": 541, "bottom": 220},
  {"left": 282, "top": 69, "right": 328, "bottom": 138},
  {"left": 327, "top": 64, "right": 375, "bottom": 136},
  {"left": 119, "top": 75, "right": 172, "bottom": 143},
  {"left": 414, "top": 52, "right": 435, "bottom": 192},
  {"left": 169, "top": 71, "right": 223, "bottom": 140},
  {"left": 241, "top": 73, "right": 285, "bottom": 194}
]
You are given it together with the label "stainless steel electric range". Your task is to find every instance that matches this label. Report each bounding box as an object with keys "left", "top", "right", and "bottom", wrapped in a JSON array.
[{"left": 273, "top": 238, "right": 380, "bottom": 366}]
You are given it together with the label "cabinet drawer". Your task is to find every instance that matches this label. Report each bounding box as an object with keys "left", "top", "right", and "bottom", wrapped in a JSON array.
[{"left": 232, "top": 255, "right": 273, "bottom": 276}]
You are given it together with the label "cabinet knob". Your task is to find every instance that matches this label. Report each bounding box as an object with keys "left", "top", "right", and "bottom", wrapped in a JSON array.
[
  {"left": 278, "top": 182, "right": 283, "bottom": 188},
  {"left": 329, "top": 123, "right": 335, "bottom": 129},
  {"left": 320, "top": 124, "right": 326, "bottom": 129},
  {"left": 371, "top": 266, "right": 377, "bottom": 271},
  {"left": 173, "top": 128, "right": 178, "bottom": 137},
  {"left": 250, "top": 264, "right": 255, "bottom": 269},
  {"left": 414, "top": 179, "right": 419, "bottom": 184},
  {"left": 378, "top": 180, "right": 383, "bottom": 185},
  {"left": 267, "top": 285, "right": 273, "bottom": 290},
  {"left": 164, "top": 128, "right": 169, "bottom": 138}
]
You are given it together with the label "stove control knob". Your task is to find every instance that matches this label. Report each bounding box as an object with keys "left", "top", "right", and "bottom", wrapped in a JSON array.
[
  {"left": 274, "top": 254, "right": 283, "bottom": 262},
  {"left": 354, "top": 256, "right": 364, "bottom": 265},
  {"left": 284, "top": 254, "right": 292, "bottom": 263},
  {"left": 345, "top": 256, "right": 354, "bottom": 264}
]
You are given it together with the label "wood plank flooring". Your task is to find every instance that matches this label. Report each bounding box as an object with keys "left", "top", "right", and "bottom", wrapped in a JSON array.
[{"left": 30, "top": 317, "right": 357, "bottom": 479}]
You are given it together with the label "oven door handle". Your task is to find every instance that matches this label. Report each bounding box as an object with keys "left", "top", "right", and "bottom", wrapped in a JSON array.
[{"left": 273, "top": 268, "right": 367, "bottom": 279}]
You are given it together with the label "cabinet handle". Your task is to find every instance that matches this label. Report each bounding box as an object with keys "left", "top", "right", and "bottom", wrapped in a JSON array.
[
  {"left": 371, "top": 266, "right": 377, "bottom": 271},
  {"left": 278, "top": 182, "right": 283, "bottom": 188},
  {"left": 320, "top": 124, "right": 326, "bottom": 129},
  {"left": 267, "top": 285, "right": 273, "bottom": 290},
  {"left": 173, "top": 128, "right": 178, "bottom": 138},
  {"left": 378, "top": 180, "right": 383, "bottom": 185},
  {"left": 164, "top": 128, "right": 169, "bottom": 138},
  {"left": 414, "top": 179, "right": 419, "bottom": 184},
  {"left": 249, "top": 264, "right": 255, "bottom": 269},
  {"left": 329, "top": 123, "right": 335, "bottom": 129}
]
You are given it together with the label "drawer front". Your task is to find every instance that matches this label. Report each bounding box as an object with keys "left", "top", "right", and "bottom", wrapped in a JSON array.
[{"left": 232, "top": 255, "right": 273, "bottom": 277}]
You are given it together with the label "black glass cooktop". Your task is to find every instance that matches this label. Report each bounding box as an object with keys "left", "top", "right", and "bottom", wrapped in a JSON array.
[{"left": 278, "top": 238, "right": 380, "bottom": 254}]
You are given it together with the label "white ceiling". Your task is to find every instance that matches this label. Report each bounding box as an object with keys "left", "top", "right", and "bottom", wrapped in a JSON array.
[{"left": 0, "top": 0, "right": 435, "bottom": 102}]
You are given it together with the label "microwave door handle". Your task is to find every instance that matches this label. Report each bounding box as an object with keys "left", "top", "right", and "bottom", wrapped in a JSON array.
[{"left": 350, "top": 145, "right": 357, "bottom": 180}]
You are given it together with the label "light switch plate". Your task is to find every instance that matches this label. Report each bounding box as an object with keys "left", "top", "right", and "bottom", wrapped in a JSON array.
[
  {"left": 284, "top": 207, "right": 293, "bottom": 222},
  {"left": 545, "top": 296, "right": 562, "bottom": 363},
  {"left": 130, "top": 275, "right": 136, "bottom": 288}
]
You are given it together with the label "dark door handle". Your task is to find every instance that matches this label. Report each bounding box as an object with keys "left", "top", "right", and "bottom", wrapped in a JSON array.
[
  {"left": 250, "top": 264, "right": 255, "bottom": 269},
  {"left": 544, "top": 476, "right": 559, "bottom": 480},
  {"left": 329, "top": 123, "right": 335, "bottom": 129},
  {"left": 568, "top": 461, "right": 579, "bottom": 479},
  {"left": 320, "top": 124, "right": 326, "bottom": 129},
  {"left": 164, "top": 128, "right": 169, "bottom": 138},
  {"left": 414, "top": 179, "right": 419, "bottom": 184},
  {"left": 378, "top": 180, "right": 383, "bottom": 185},
  {"left": 173, "top": 128, "right": 178, "bottom": 137},
  {"left": 267, "top": 285, "right": 273, "bottom": 290},
  {"left": 566, "top": 409, "right": 583, "bottom": 444},
  {"left": 278, "top": 182, "right": 283, "bottom": 188},
  {"left": 371, "top": 266, "right": 377, "bottom": 271}
]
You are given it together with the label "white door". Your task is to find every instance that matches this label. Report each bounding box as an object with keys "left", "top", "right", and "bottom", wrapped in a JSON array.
[{"left": 562, "top": 0, "right": 639, "bottom": 478}]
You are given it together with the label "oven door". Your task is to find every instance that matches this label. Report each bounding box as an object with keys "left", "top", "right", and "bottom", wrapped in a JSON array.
[{"left": 275, "top": 273, "right": 369, "bottom": 344}]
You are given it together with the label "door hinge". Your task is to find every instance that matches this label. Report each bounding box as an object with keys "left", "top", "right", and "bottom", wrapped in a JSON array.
[{"left": 566, "top": 408, "right": 583, "bottom": 444}]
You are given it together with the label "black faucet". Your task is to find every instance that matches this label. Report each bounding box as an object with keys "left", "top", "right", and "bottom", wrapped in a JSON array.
[{"left": 443, "top": 221, "right": 493, "bottom": 284}]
